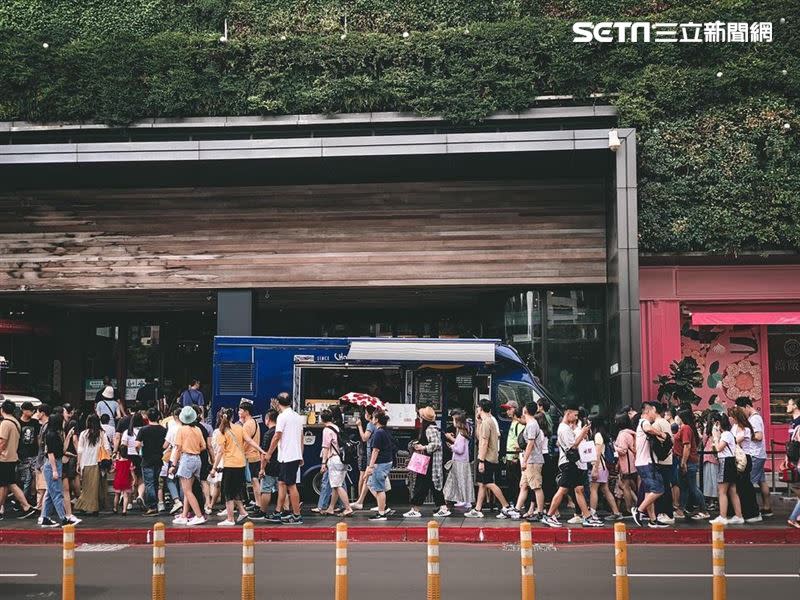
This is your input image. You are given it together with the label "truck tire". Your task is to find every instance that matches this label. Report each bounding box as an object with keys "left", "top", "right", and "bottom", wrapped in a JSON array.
[{"left": 303, "top": 469, "right": 323, "bottom": 500}]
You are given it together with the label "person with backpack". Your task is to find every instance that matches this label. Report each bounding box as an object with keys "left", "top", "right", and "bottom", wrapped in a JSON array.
[
  {"left": 651, "top": 403, "right": 675, "bottom": 525},
  {"left": 589, "top": 416, "right": 623, "bottom": 521},
  {"left": 541, "top": 403, "right": 602, "bottom": 528},
  {"left": 710, "top": 413, "right": 744, "bottom": 525},
  {"left": 319, "top": 409, "right": 353, "bottom": 517},
  {"left": 780, "top": 398, "right": 800, "bottom": 528},
  {"left": 674, "top": 408, "right": 709, "bottom": 521},
  {"left": 631, "top": 401, "right": 670, "bottom": 528},
  {"left": 501, "top": 400, "right": 525, "bottom": 506},
  {"left": 180, "top": 379, "right": 205, "bottom": 408}
]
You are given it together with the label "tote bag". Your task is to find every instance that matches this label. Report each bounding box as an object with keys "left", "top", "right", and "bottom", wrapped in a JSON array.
[
  {"left": 407, "top": 452, "right": 431, "bottom": 475},
  {"left": 578, "top": 439, "right": 598, "bottom": 464}
]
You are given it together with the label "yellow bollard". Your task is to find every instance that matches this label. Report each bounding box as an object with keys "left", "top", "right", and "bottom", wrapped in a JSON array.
[
  {"left": 426, "top": 521, "right": 440, "bottom": 600},
  {"left": 152, "top": 522, "right": 166, "bottom": 600},
  {"left": 335, "top": 522, "right": 348, "bottom": 600},
  {"left": 712, "top": 522, "right": 726, "bottom": 600},
  {"left": 614, "top": 522, "right": 629, "bottom": 600},
  {"left": 62, "top": 524, "right": 75, "bottom": 600},
  {"left": 241, "top": 522, "right": 255, "bottom": 600},
  {"left": 520, "top": 522, "right": 535, "bottom": 600}
]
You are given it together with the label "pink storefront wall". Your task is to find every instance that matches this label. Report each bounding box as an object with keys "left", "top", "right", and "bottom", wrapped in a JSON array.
[{"left": 640, "top": 264, "right": 800, "bottom": 444}]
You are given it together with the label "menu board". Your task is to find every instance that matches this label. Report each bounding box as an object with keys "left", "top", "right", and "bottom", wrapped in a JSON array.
[{"left": 416, "top": 374, "right": 442, "bottom": 411}]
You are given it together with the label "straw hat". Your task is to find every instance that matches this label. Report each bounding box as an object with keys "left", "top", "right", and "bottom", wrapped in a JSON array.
[{"left": 418, "top": 406, "right": 436, "bottom": 422}]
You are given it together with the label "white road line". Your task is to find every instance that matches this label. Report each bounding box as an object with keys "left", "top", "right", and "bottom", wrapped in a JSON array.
[
  {"left": 0, "top": 573, "right": 38, "bottom": 577},
  {"left": 614, "top": 574, "right": 799, "bottom": 578}
]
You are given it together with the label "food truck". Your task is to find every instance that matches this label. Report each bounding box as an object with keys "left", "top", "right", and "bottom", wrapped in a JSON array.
[{"left": 212, "top": 336, "right": 553, "bottom": 498}]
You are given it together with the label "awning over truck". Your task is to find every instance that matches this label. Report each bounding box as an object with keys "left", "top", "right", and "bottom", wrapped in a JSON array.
[{"left": 346, "top": 340, "right": 496, "bottom": 363}]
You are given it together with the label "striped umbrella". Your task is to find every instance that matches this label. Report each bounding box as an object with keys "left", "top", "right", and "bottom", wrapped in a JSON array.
[{"left": 338, "top": 392, "right": 386, "bottom": 410}]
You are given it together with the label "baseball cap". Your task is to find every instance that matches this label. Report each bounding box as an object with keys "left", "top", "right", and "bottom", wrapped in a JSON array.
[{"left": 499, "top": 400, "right": 519, "bottom": 410}]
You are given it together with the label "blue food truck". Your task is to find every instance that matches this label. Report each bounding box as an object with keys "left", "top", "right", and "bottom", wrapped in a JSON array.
[{"left": 212, "top": 336, "right": 554, "bottom": 498}]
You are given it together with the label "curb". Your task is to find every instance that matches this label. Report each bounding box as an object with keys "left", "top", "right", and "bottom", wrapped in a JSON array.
[{"left": 1, "top": 526, "right": 798, "bottom": 546}]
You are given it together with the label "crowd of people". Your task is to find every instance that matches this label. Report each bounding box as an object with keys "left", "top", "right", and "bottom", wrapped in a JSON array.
[{"left": 1, "top": 384, "right": 799, "bottom": 529}]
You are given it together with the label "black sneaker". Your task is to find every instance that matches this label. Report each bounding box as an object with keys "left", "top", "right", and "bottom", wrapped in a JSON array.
[
  {"left": 249, "top": 510, "right": 267, "bottom": 521},
  {"left": 266, "top": 512, "right": 284, "bottom": 524},
  {"left": 40, "top": 517, "right": 60, "bottom": 528},
  {"left": 369, "top": 512, "right": 388, "bottom": 521},
  {"left": 648, "top": 520, "right": 668, "bottom": 528},
  {"left": 0, "top": 512, "right": 4, "bottom": 521},
  {"left": 761, "top": 510, "right": 774, "bottom": 518},
  {"left": 282, "top": 514, "right": 303, "bottom": 525},
  {"left": 631, "top": 508, "right": 642, "bottom": 527}
]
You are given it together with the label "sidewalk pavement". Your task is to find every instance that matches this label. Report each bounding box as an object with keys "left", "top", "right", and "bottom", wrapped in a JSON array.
[{"left": 2, "top": 496, "right": 798, "bottom": 545}]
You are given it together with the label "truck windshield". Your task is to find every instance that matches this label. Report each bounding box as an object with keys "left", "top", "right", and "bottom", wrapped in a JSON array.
[{"left": 496, "top": 381, "right": 539, "bottom": 414}]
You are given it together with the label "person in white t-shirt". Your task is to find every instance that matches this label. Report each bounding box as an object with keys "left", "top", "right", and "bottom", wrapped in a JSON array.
[
  {"left": 727, "top": 406, "right": 761, "bottom": 522},
  {"left": 264, "top": 393, "right": 304, "bottom": 525},
  {"left": 710, "top": 413, "right": 744, "bottom": 525},
  {"left": 735, "top": 396, "right": 772, "bottom": 516},
  {"left": 631, "top": 401, "right": 670, "bottom": 528}
]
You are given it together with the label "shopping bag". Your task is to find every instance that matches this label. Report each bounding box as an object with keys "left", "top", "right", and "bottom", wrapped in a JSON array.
[
  {"left": 578, "top": 440, "right": 598, "bottom": 464},
  {"left": 406, "top": 452, "right": 431, "bottom": 475}
]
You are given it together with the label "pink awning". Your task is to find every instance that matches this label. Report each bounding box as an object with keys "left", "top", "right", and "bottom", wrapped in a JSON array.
[{"left": 691, "top": 311, "right": 800, "bottom": 326}]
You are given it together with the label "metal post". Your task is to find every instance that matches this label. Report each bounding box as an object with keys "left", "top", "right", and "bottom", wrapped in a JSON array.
[
  {"left": 520, "top": 522, "right": 535, "bottom": 600},
  {"left": 614, "top": 522, "right": 629, "bottom": 600},
  {"left": 427, "top": 521, "right": 440, "bottom": 600},
  {"left": 151, "top": 522, "right": 166, "bottom": 600},
  {"left": 335, "top": 522, "right": 348, "bottom": 600},
  {"left": 712, "top": 522, "right": 726, "bottom": 600},
  {"left": 62, "top": 524, "right": 76, "bottom": 600},
  {"left": 241, "top": 522, "right": 255, "bottom": 600}
]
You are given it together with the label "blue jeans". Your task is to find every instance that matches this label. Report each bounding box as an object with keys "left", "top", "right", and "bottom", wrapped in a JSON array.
[
  {"left": 317, "top": 470, "right": 332, "bottom": 510},
  {"left": 142, "top": 464, "right": 159, "bottom": 510},
  {"left": 678, "top": 462, "right": 706, "bottom": 512},
  {"left": 43, "top": 462, "right": 66, "bottom": 522},
  {"left": 790, "top": 499, "right": 800, "bottom": 523}
]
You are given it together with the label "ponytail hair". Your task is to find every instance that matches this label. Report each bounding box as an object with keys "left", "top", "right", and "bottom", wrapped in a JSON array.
[{"left": 218, "top": 409, "right": 232, "bottom": 434}]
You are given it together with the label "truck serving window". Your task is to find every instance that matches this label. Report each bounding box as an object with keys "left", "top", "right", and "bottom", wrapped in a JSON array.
[{"left": 300, "top": 367, "right": 402, "bottom": 407}]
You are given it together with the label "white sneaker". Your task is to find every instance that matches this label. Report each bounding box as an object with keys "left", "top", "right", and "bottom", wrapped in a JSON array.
[
  {"left": 433, "top": 508, "right": 451, "bottom": 517},
  {"left": 170, "top": 501, "right": 183, "bottom": 515},
  {"left": 567, "top": 515, "right": 583, "bottom": 524},
  {"left": 657, "top": 514, "right": 675, "bottom": 525},
  {"left": 709, "top": 516, "right": 727, "bottom": 525},
  {"left": 217, "top": 508, "right": 228, "bottom": 517},
  {"left": 217, "top": 519, "right": 236, "bottom": 527},
  {"left": 403, "top": 509, "right": 422, "bottom": 518},
  {"left": 745, "top": 515, "right": 762, "bottom": 524},
  {"left": 350, "top": 503, "right": 363, "bottom": 510},
  {"left": 187, "top": 516, "right": 207, "bottom": 526},
  {"left": 157, "top": 503, "right": 166, "bottom": 513},
  {"left": 727, "top": 516, "right": 745, "bottom": 525},
  {"left": 172, "top": 516, "right": 188, "bottom": 525},
  {"left": 371, "top": 506, "right": 382, "bottom": 512},
  {"left": 464, "top": 509, "right": 484, "bottom": 518},
  {"left": 67, "top": 515, "right": 82, "bottom": 525}
]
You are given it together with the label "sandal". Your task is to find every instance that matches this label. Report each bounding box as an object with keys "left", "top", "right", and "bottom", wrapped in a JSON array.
[
  {"left": 788, "top": 520, "right": 800, "bottom": 529},
  {"left": 341, "top": 509, "right": 354, "bottom": 517},
  {"left": 321, "top": 510, "right": 336, "bottom": 516}
]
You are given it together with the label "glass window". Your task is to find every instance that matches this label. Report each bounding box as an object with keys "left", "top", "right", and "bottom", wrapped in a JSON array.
[
  {"left": 767, "top": 326, "right": 800, "bottom": 432},
  {"left": 545, "top": 288, "right": 606, "bottom": 414},
  {"left": 496, "top": 382, "right": 539, "bottom": 421},
  {"left": 504, "top": 291, "right": 542, "bottom": 377}
]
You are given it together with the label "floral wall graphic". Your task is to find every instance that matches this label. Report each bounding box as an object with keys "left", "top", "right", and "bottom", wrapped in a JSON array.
[{"left": 680, "top": 321, "right": 763, "bottom": 411}]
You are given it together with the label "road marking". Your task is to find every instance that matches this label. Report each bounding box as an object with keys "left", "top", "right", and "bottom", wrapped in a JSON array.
[
  {"left": 76, "top": 543, "right": 129, "bottom": 552},
  {"left": 614, "top": 574, "right": 799, "bottom": 578},
  {"left": 0, "top": 573, "right": 38, "bottom": 577}
]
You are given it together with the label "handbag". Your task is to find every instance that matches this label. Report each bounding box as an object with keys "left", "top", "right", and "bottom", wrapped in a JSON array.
[
  {"left": 407, "top": 451, "right": 431, "bottom": 475},
  {"left": 97, "top": 440, "right": 112, "bottom": 471},
  {"left": 578, "top": 439, "right": 598, "bottom": 464},
  {"left": 733, "top": 445, "right": 748, "bottom": 473}
]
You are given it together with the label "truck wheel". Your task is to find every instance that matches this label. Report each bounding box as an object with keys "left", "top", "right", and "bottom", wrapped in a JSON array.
[{"left": 303, "top": 470, "right": 323, "bottom": 500}]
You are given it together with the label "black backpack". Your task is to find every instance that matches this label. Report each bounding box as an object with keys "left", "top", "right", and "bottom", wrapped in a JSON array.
[
  {"left": 648, "top": 432, "right": 673, "bottom": 462},
  {"left": 787, "top": 436, "right": 800, "bottom": 463}
]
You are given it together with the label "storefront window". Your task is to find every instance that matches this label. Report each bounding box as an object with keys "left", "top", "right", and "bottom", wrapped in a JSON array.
[
  {"left": 545, "top": 288, "right": 606, "bottom": 413},
  {"left": 767, "top": 326, "right": 800, "bottom": 434}
]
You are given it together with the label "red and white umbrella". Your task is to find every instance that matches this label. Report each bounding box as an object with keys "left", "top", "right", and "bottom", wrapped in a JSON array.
[{"left": 339, "top": 392, "right": 386, "bottom": 411}]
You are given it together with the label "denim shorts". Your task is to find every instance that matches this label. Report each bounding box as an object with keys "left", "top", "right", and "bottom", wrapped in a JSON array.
[
  {"left": 176, "top": 454, "right": 201, "bottom": 480},
  {"left": 261, "top": 474, "right": 278, "bottom": 494},
  {"left": 637, "top": 465, "right": 665, "bottom": 495},
  {"left": 368, "top": 462, "right": 392, "bottom": 492},
  {"left": 750, "top": 457, "right": 766, "bottom": 485}
]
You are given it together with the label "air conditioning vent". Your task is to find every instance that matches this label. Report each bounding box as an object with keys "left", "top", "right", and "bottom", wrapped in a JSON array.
[{"left": 219, "top": 362, "right": 253, "bottom": 394}]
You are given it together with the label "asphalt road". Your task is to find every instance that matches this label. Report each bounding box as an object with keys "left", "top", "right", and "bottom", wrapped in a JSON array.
[{"left": 0, "top": 543, "right": 797, "bottom": 599}]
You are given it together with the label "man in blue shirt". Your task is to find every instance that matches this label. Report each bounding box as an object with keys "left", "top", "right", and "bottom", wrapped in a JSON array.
[{"left": 180, "top": 379, "right": 204, "bottom": 407}]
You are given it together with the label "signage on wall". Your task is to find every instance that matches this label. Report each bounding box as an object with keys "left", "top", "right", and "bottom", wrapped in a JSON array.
[
  {"left": 125, "top": 378, "right": 146, "bottom": 401},
  {"left": 769, "top": 334, "right": 800, "bottom": 385},
  {"left": 84, "top": 378, "right": 118, "bottom": 404}
]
